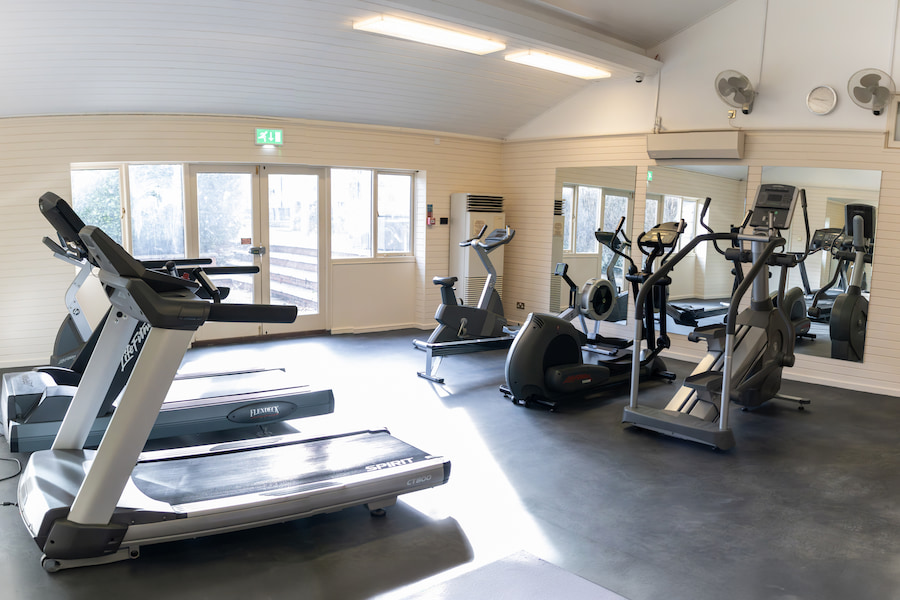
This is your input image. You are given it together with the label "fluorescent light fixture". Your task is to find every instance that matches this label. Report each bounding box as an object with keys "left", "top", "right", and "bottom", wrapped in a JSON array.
[
  {"left": 353, "top": 15, "right": 505, "bottom": 55},
  {"left": 505, "top": 50, "right": 611, "bottom": 79}
]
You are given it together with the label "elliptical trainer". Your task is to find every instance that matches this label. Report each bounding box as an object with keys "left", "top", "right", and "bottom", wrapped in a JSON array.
[
  {"left": 623, "top": 184, "right": 812, "bottom": 450},
  {"left": 501, "top": 219, "right": 681, "bottom": 409},
  {"left": 829, "top": 204, "right": 875, "bottom": 361}
]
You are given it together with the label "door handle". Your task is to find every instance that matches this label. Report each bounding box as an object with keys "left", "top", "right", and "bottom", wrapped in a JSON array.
[{"left": 249, "top": 246, "right": 266, "bottom": 255}]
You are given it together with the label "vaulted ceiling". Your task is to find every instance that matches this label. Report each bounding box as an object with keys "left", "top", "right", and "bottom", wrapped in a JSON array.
[{"left": 1, "top": 0, "right": 735, "bottom": 138}]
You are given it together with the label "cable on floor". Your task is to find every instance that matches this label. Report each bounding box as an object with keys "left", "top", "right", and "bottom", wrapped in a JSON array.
[{"left": 0, "top": 456, "right": 22, "bottom": 482}]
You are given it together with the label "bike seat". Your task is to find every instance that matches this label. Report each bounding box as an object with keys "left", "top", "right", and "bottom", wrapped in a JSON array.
[{"left": 432, "top": 276, "right": 457, "bottom": 287}]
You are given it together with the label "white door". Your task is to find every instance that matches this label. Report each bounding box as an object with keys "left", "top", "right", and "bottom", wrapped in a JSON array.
[{"left": 259, "top": 165, "right": 327, "bottom": 334}]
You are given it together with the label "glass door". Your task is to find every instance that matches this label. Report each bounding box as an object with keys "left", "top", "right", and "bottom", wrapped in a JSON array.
[
  {"left": 260, "top": 166, "right": 327, "bottom": 334},
  {"left": 189, "top": 165, "right": 261, "bottom": 340},
  {"left": 187, "top": 165, "right": 327, "bottom": 341}
]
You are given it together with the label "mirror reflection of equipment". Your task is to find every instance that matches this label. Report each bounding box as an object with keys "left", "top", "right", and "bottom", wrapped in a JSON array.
[{"left": 828, "top": 204, "right": 874, "bottom": 361}]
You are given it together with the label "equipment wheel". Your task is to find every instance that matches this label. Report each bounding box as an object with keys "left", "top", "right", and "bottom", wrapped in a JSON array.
[{"left": 41, "top": 557, "right": 61, "bottom": 573}]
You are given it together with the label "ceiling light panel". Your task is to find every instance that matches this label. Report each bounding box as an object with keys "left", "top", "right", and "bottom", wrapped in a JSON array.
[
  {"left": 505, "top": 50, "right": 611, "bottom": 79},
  {"left": 353, "top": 15, "right": 506, "bottom": 55}
]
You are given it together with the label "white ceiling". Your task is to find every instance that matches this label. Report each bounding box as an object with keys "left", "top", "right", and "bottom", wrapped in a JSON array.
[
  {"left": 0, "top": 0, "right": 733, "bottom": 138},
  {"left": 528, "top": 0, "right": 737, "bottom": 49}
]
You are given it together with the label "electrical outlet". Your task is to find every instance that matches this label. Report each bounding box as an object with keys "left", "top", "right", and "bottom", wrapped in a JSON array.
[{"left": 516, "top": 302, "right": 525, "bottom": 309}]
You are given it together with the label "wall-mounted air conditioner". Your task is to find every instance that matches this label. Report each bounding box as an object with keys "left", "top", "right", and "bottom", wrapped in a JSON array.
[{"left": 647, "top": 131, "right": 745, "bottom": 159}]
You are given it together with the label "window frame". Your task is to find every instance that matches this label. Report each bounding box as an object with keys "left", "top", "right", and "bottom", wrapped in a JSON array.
[
  {"left": 72, "top": 162, "right": 417, "bottom": 264},
  {"left": 561, "top": 183, "right": 632, "bottom": 257},
  {"left": 329, "top": 167, "right": 416, "bottom": 261},
  {"left": 374, "top": 169, "right": 415, "bottom": 257},
  {"left": 71, "top": 162, "right": 191, "bottom": 258}
]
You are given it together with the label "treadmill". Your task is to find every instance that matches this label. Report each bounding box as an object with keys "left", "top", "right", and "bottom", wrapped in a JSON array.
[
  {"left": 2, "top": 192, "right": 334, "bottom": 452},
  {"left": 19, "top": 195, "right": 451, "bottom": 571}
]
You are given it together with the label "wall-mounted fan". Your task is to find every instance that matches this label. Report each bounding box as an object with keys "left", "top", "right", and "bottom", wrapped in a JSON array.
[
  {"left": 848, "top": 68, "right": 895, "bottom": 115},
  {"left": 715, "top": 70, "right": 756, "bottom": 114}
]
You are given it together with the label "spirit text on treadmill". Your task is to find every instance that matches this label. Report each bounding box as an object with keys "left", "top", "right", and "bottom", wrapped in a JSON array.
[
  {"left": 120, "top": 322, "right": 151, "bottom": 372},
  {"left": 365, "top": 458, "right": 415, "bottom": 472}
]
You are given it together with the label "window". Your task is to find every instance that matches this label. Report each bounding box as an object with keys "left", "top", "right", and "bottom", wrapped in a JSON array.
[
  {"left": 71, "top": 163, "right": 415, "bottom": 264},
  {"left": 128, "top": 164, "right": 185, "bottom": 260},
  {"left": 560, "top": 184, "right": 631, "bottom": 257},
  {"left": 71, "top": 164, "right": 186, "bottom": 259},
  {"left": 644, "top": 197, "right": 659, "bottom": 233},
  {"left": 330, "top": 169, "right": 373, "bottom": 259},
  {"left": 575, "top": 185, "right": 601, "bottom": 253},
  {"left": 376, "top": 172, "right": 413, "bottom": 254},
  {"left": 330, "top": 168, "right": 414, "bottom": 259},
  {"left": 71, "top": 168, "right": 123, "bottom": 244}
]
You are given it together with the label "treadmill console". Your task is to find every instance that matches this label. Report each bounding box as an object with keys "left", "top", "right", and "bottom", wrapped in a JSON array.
[
  {"left": 641, "top": 222, "right": 682, "bottom": 249},
  {"left": 810, "top": 227, "right": 843, "bottom": 251},
  {"left": 749, "top": 184, "right": 799, "bottom": 230}
]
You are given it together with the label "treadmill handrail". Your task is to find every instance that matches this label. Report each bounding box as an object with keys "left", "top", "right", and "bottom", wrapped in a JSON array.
[{"left": 81, "top": 225, "right": 297, "bottom": 329}]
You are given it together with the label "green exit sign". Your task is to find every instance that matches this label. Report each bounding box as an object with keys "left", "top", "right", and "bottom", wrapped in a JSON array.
[
  {"left": 255, "top": 128, "right": 283, "bottom": 145},
  {"left": 647, "top": 170, "right": 653, "bottom": 182}
]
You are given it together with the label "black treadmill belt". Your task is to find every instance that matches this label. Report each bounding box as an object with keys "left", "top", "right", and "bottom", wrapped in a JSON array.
[{"left": 131, "top": 431, "right": 431, "bottom": 506}]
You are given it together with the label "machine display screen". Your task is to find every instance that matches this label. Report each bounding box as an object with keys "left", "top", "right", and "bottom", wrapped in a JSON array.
[
  {"left": 757, "top": 192, "right": 793, "bottom": 211},
  {"left": 749, "top": 184, "right": 798, "bottom": 229}
]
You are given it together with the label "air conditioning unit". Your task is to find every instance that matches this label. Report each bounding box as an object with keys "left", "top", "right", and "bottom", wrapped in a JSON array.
[
  {"left": 449, "top": 193, "right": 506, "bottom": 306},
  {"left": 550, "top": 199, "right": 565, "bottom": 312},
  {"left": 647, "top": 131, "right": 745, "bottom": 159}
]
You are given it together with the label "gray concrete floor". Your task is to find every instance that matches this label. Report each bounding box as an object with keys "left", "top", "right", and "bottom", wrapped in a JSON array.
[{"left": 2, "top": 329, "right": 899, "bottom": 599}]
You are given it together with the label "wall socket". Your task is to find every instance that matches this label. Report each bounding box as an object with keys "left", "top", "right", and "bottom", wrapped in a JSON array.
[{"left": 516, "top": 302, "right": 525, "bottom": 309}]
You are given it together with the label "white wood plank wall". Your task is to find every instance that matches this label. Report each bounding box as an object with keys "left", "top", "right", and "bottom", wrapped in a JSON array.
[
  {"left": 501, "top": 130, "right": 900, "bottom": 397},
  {"left": 0, "top": 114, "right": 502, "bottom": 367}
]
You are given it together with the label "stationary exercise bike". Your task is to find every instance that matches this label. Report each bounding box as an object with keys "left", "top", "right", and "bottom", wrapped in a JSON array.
[
  {"left": 423, "top": 225, "right": 514, "bottom": 343},
  {"left": 623, "top": 184, "right": 812, "bottom": 450},
  {"left": 413, "top": 225, "right": 515, "bottom": 382},
  {"left": 502, "top": 220, "right": 681, "bottom": 409},
  {"left": 829, "top": 203, "right": 875, "bottom": 362}
]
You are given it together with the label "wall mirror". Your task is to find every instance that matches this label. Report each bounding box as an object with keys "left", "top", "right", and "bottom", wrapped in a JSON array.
[
  {"left": 645, "top": 165, "right": 749, "bottom": 337},
  {"left": 760, "top": 166, "right": 881, "bottom": 362},
  {"left": 551, "top": 166, "right": 637, "bottom": 326}
]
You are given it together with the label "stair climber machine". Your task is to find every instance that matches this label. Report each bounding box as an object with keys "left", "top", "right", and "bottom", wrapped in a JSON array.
[
  {"left": 2, "top": 192, "right": 335, "bottom": 453},
  {"left": 623, "top": 184, "right": 812, "bottom": 450},
  {"left": 828, "top": 203, "right": 875, "bottom": 361},
  {"left": 18, "top": 194, "right": 450, "bottom": 572},
  {"left": 413, "top": 225, "right": 515, "bottom": 383},
  {"left": 502, "top": 219, "right": 683, "bottom": 410}
]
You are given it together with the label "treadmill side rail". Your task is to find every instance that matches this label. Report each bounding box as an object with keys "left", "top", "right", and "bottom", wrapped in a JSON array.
[{"left": 19, "top": 431, "right": 451, "bottom": 570}]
